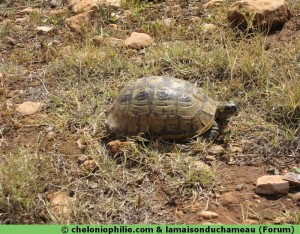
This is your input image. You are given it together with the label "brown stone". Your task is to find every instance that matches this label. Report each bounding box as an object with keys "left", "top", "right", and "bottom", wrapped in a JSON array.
[
  {"left": 48, "top": 8, "right": 68, "bottom": 17},
  {"left": 192, "top": 161, "right": 212, "bottom": 173},
  {"left": 208, "top": 145, "right": 225, "bottom": 155},
  {"left": 50, "top": 0, "right": 62, "bottom": 8},
  {"left": 124, "top": 32, "right": 154, "bottom": 49},
  {"left": 36, "top": 26, "right": 55, "bottom": 34},
  {"left": 65, "top": 10, "right": 95, "bottom": 33},
  {"left": 4, "top": 37, "right": 16, "bottom": 45},
  {"left": 203, "top": 0, "right": 224, "bottom": 9},
  {"left": 48, "top": 191, "right": 74, "bottom": 222},
  {"left": 166, "top": 5, "right": 183, "bottom": 18},
  {"left": 100, "top": 0, "right": 121, "bottom": 7},
  {"left": 16, "top": 101, "right": 44, "bottom": 115},
  {"left": 92, "top": 35, "right": 124, "bottom": 47},
  {"left": 202, "top": 23, "right": 218, "bottom": 33},
  {"left": 79, "top": 160, "right": 97, "bottom": 172},
  {"left": 244, "top": 219, "right": 259, "bottom": 224},
  {"left": 219, "top": 192, "right": 240, "bottom": 206},
  {"left": 229, "top": 146, "right": 243, "bottom": 153},
  {"left": 283, "top": 172, "right": 300, "bottom": 187},
  {"left": 255, "top": 175, "right": 289, "bottom": 195},
  {"left": 107, "top": 24, "right": 120, "bottom": 30},
  {"left": 76, "top": 138, "right": 87, "bottom": 150},
  {"left": 69, "top": 0, "right": 100, "bottom": 13},
  {"left": 77, "top": 155, "right": 89, "bottom": 164},
  {"left": 205, "top": 155, "right": 216, "bottom": 161},
  {"left": 106, "top": 140, "right": 132, "bottom": 155},
  {"left": 69, "top": 0, "right": 121, "bottom": 13},
  {"left": 228, "top": 0, "right": 291, "bottom": 30},
  {"left": 197, "top": 211, "right": 219, "bottom": 219},
  {"left": 291, "top": 192, "right": 300, "bottom": 203}
]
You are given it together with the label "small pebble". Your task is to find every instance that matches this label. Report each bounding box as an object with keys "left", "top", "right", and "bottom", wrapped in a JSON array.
[
  {"left": 291, "top": 192, "right": 300, "bottom": 203},
  {"left": 236, "top": 183, "right": 244, "bottom": 191},
  {"left": 198, "top": 211, "right": 219, "bottom": 219}
]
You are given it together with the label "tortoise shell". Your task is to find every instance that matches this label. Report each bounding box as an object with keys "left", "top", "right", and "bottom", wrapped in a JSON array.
[{"left": 105, "top": 76, "right": 219, "bottom": 140}]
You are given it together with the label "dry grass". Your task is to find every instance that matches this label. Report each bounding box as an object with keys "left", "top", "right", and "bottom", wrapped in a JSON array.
[{"left": 0, "top": 0, "right": 299, "bottom": 224}]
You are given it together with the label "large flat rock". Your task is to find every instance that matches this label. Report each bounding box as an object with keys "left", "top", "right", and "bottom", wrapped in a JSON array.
[{"left": 228, "top": 0, "right": 291, "bottom": 30}]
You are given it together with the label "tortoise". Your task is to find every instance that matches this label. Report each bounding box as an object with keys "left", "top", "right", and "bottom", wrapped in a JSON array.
[{"left": 105, "top": 76, "right": 237, "bottom": 140}]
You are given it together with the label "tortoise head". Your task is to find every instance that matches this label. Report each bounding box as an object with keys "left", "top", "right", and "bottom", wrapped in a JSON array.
[{"left": 216, "top": 101, "right": 238, "bottom": 121}]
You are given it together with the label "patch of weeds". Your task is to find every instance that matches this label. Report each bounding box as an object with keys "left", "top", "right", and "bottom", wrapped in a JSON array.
[{"left": 0, "top": 148, "right": 55, "bottom": 223}]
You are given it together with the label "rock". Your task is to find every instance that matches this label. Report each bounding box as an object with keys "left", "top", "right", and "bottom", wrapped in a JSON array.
[
  {"left": 229, "top": 146, "right": 243, "bottom": 153},
  {"left": 208, "top": 145, "right": 225, "bottom": 155},
  {"left": 36, "top": 26, "right": 54, "bottom": 34},
  {"left": 4, "top": 37, "right": 16, "bottom": 45},
  {"left": 69, "top": 0, "right": 121, "bottom": 13},
  {"left": 124, "top": 32, "right": 154, "bottom": 49},
  {"left": 228, "top": 0, "right": 291, "bottom": 30},
  {"left": 121, "top": 9, "right": 134, "bottom": 19},
  {"left": 255, "top": 175, "right": 289, "bottom": 195},
  {"left": 192, "top": 161, "right": 212, "bottom": 173},
  {"left": 202, "top": 23, "right": 218, "bottom": 32},
  {"left": 46, "top": 131, "right": 55, "bottom": 140},
  {"left": 205, "top": 155, "right": 216, "bottom": 161},
  {"left": 227, "top": 160, "right": 236, "bottom": 165},
  {"left": 0, "top": 19, "right": 13, "bottom": 26},
  {"left": 76, "top": 138, "right": 87, "bottom": 151},
  {"left": 203, "top": 0, "right": 224, "bottom": 9},
  {"left": 15, "top": 17, "right": 28, "bottom": 23},
  {"left": 198, "top": 211, "right": 219, "bottom": 219},
  {"left": 69, "top": 0, "right": 100, "bottom": 13},
  {"left": 79, "top": 159, "right": 97, "bottom": 172},
  {"left": 106, "top": 140, "right": 132, "bottom": 155},
  {"left": 92, "top": 35, "right": 124, "bottom": 47},
  {"left": 77, "top": 154, "right": 89, "bottom": 164},
  {"left": 48, "top": 8, "right": 68, "bottom": 17},
  {"left": 191, "top": 16, "right": 202, "bottom": 22},
  {"left": 166, "top": 5, "right": 183, "bottom": 18},
  {"left": 157, "top": 18, "right": 175, "bottom": 27},
  {"left": 48, "top": 191, "right": 73, "bottom": 222},
  {"left": 88, "top": 182, "right": 98, "bottom": 189},
  {"left": 100, "top": 0, "right": 121, "bottom": 7},
  {"left": 50, "top": 0, "right": 62, "bottom": 8},
  {"left": 176, "top": 210, "right": 184, "bottom": 218},
  {"left": 16, "top": 101, "right": 44, "bottom": 115},
  {"left": 65, "top": 10, "right": 95, "bottom": 33},
  {"left": 219, "top": 192, "right": 240, "bottom": 206},
  {"left": 107, "top": 24, "right": 120, "bottom": 30},
  {"left": 236, "top": 183, "right": 244, "bottom": 191},
  {"left": 291, "top": 192, "right": 300, "bottom": 203},
  {"left": 201, "top": 221, "right": 216, "bottom": 224},
  {"left": 244, "top": 219, "right": 259, "bottom": 224},
  {"left": 283, "top": 172, "right": 300, "bottom": 187},
  {"left": 110, "top": 12, "right": 120, "bottom": 21}
]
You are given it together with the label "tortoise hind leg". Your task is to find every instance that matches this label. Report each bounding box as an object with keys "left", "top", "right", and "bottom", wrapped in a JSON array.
[{"left": 204, "top": 121, "right": 219, "bottom": 141}]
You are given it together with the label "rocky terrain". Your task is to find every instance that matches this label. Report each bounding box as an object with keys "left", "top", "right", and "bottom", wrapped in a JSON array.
[{"left": 0, "top": 0, "right": 299, "bottom": 224}]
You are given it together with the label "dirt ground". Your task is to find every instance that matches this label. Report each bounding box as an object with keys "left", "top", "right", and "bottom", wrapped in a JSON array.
[{"left": 0, "top": 0, "right": 299, "bottom": 224}]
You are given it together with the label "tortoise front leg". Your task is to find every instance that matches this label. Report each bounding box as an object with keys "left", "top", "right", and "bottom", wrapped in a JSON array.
[{"left": 204, "top": 121, "right": 219, "bottom": 141}]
